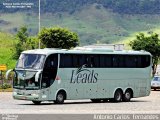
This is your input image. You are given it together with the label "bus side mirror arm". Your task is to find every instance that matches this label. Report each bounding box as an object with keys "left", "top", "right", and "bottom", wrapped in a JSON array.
[
  {"left": 35, "top": 70, "right": 42, "bottom": 82},
  {"left": 6, "top": 69, "right": 14, "bottom": 80}
]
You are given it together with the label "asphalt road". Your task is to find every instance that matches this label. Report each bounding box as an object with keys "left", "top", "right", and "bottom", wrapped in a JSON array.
[{"left": 0, "top": 91, "right": 160, "bottom": 114}]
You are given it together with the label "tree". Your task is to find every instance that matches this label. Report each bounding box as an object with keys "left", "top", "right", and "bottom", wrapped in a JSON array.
[
  {"left": 38, "top": 27, "right": 79, "bottom": 49},
  {"left": 12, "top": 26, "right": 39, "bottom": 59},
  {"left": 12, "top": 26, "right": 28, "bottom": 59},
  {"left": 129, "top": 33, "right": 160, "bottom": 75}
]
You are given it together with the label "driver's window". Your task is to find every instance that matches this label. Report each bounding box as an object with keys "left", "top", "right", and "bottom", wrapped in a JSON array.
[{"left": 41, "top": 54, "right": 58, "bottom": 88}]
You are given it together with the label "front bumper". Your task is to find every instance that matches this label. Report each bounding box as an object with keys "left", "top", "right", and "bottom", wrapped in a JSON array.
[
  {"left": 13, "top": 93, "right": 39, "bottom": 101},
  {"left": 12, "top": 90, "right": 41, "bottom": 101}
]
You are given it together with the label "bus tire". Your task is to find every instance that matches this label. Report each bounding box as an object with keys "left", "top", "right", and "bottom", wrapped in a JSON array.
[
  {"left": 123, "top": 90, "right": 132, "bottom": 102},
  {"left": 32, "top": 101, "right": 41, "bottom": 105},
  {"left": 90, "top": 99, "right": 101, "bottom": 103},
  {"left": 55, "top": 91, "right": 65, "bottom": 104},
  {"left": 114, "top": 89, "right": 123, "bottom": 102}
]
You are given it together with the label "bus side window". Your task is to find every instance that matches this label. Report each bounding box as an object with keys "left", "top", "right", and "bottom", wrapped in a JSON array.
[
  {"left": 78, "top": 55, "right": 91, "bottom": 68},
  {"left": 45, "top": 54, "right": 58, "bottom": 69},
  {"left": 79, "top": 55, "right": 86, "bottom": 67},
  {"left": 141, "top": 55, "right": 150, "bottom": 68},
  {"left": 75, "top": 55, "right": 85, "bottom": 68},
  {"left": 125, "top": 55, "right": 137, "bottom": 68},
  {"left": 105, "top": 55, "right": 112, "bottom": 68},
  {"left": 136, "top": 56, "right": 142, "bottom": 68},
  {"left": 113, "top": 55, "right": 118, "bottom": 67},
  {"left": 60, "top": 54, "right": 65, "bottom": 67},
  {"left": 90, "top": 55, "right": 99, "bottom": 68},
  {"left": 73, "top": 55, "right": 80, "bottom": 67},
  {"left": 60, "top": 54, "right": 72, "bottom": 68},
  {"left": 100, "top": 55, "right": 112, "bottom": 68},
  {"left": 90, "top": 56, "right": 95, "bottom": 67},
  {"left": 118, "top": 55, "right": 125, "bottom": 67},
  {"left": 100, "top": 55, "right": 105, "bottom": 68},
  {"left": 82, "top": 55, "right": 89, "bottom": 67}
]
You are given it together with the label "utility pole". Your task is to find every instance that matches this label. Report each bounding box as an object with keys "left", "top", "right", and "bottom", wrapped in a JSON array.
[{"left": 38, "top": 0, "right": 41, "bottom": 49}]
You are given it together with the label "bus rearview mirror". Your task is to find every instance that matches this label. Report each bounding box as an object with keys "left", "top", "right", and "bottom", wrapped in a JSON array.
[{"left": 6, "top": 69, "right": 13, "bottom": 80}]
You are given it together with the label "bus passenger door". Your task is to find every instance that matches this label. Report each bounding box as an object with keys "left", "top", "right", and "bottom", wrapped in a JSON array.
[{"left": 41, "top": 54, "right": 58, "bottom": 100}]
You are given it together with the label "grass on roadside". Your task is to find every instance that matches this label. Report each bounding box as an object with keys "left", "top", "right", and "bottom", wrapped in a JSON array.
[{"left": 0, "top": 88, "right": 13, "bottom": 92}]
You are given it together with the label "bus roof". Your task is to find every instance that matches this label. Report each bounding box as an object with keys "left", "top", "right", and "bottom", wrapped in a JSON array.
[{"left": 22, "top": 48, "right": 152, "bottom": 56}]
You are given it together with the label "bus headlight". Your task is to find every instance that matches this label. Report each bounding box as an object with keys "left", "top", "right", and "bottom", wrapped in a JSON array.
[
  {"left": 13, "top": 92, "right": 17, "bottom": 96},
  {"left": 31, "top": 94, "right": 39, "bottom": 98}
]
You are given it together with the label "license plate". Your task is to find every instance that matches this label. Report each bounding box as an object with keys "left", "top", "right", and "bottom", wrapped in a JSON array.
[{"left": 21, "top": 96, "right": 26, "bottom": 100}]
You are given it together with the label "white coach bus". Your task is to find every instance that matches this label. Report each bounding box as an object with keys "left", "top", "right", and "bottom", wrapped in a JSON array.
[{"left": 6, "top": 48, "right": 152, "bottom": 104}]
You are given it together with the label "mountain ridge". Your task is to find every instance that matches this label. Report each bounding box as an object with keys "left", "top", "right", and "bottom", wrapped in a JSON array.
[
  {"left": 1, "top": 0, "right": 160, "bottom": 14},
  {"left": 0, "top": 0, "right": 160, "bottom": 45}
]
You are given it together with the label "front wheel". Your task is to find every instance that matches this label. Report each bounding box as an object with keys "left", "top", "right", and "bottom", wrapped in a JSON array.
[
  {"left": 32, "top": 101, "right": 41, "bottom": 105},
  {"left": 114, "top": 90, "right": 123, "bottom": 102},
  {"left": 54, "top": 92, "right": 65, "bottom": 104}
]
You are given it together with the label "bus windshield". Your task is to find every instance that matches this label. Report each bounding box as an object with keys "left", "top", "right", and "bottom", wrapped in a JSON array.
[
  {"left": 16, "top": 54, "right": 46, "bottom": 69},
  {"left": 13, "top": 70, "right": 40, "bottom": 90}
]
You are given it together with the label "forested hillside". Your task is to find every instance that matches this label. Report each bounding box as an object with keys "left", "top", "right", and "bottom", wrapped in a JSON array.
[
  {"left": 1, "top": 0, "right": 160, "bottom": 45},
  {"left": 1, "top": 0, "right": 160, "bottom": 14},
  {"left": 0, "top": 32, "right": 16, "bottom": 69}
]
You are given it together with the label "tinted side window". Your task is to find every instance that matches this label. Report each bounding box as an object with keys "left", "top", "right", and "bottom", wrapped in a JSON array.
[
  {"left": 89, "top": 55, "right": 99, "bottom": 67},
  {"left": 73, "top": 55, "right": 79, "bottom": 67},
  {"left": 59, "top": 54, "right": 151, "bottom": 68},
  {"left": 78, "top": 55, "right": 94, "bottom": 67},
  {"left": 141, "top": 55, "right": 151, "bottom": 68},
  {"left": 136, "top": 56, "right": 142, "bottom": 68},
  {"left": 118, "top": 55, "right": 125, "bottom": 67},
  {"left": 60, "top": 54, "right": 101, "bottom": 68},
  {"left": 124, "top": 55, "right": 151, "bottom": 68},
  {"left": 100, "top": 55, "right": 112, "bottom": 68},
  {"left": 113, "top": 55, "right": 118, "bottom": 67},
  {"left": 105, "top": 55, "right": 112, "bottom": 67},
  {"left": 100, "top": 55, "right": 105, "bottom": 68},
  {"left": 60, "top": 54, "right": 72, "bottom": 68},
  {"left": 44, "top": 54, "right": 58, "bottom": 69},
  {"left": 125, "top": 55, "right": 137, "bottom": 68},
  {"left": 73, "top": 54, "right": 85, "bottom": 67},
  {"left": 112, "top": 55, "right": 124, "bottom": 67}
]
